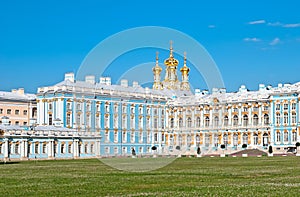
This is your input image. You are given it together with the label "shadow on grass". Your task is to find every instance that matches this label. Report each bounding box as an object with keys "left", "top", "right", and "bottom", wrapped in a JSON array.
[{"left": 0, "top": 161, "right": 20, "bottom": 165}]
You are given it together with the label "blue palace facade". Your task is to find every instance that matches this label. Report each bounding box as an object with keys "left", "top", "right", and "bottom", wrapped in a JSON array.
[{"left": 1, "top": 44, "right": 300, "bottom": 160}]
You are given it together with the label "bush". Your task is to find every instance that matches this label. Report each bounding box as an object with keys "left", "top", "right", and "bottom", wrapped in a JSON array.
[
  {"left": 220, "top": 144, "right": 226, "bottom": 149},
  {"left": 268, "top": 146, "right": 273, "bottom": 154},
  {"left": 175, "top": 146, "right": 181, "bottom": 150},
  {"left": 151, "top": 146, "right": 157, "bottom": 151},
  {"left": 197, "top": 147, "right": 201, "bottom": 154},
  {"left": 296, "top": 142, "right": 300, "bottom": 147},
  {"left": 242, "top": 144, "right": 247, "bottom": 149}
]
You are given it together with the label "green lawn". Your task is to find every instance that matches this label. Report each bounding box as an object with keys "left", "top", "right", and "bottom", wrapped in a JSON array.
[{"left": 0, "top": 157, "right": 299, "bottom": 196}]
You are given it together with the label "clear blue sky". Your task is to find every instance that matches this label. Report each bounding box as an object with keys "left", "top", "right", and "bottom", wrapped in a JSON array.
[{"left": 1, "top": 0, "right": 300, "bottom": 93}]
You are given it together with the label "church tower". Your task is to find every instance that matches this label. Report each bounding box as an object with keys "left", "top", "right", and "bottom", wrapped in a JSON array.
[
  {"left": 162, "top": 41, "right": 181, "bottom": 90},
  {"left": 180, "top": 52, "right": 190, "bottom": 90},
  {"left": 152, "top": 52, "right": 163, "bottom": 90}
]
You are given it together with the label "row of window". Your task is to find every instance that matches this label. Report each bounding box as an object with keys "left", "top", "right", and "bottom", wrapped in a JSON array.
[
  {"left": 275, "top": 131, "right": 297, "bottom": 143},
  {"left": 104, "top": 146, "right": 151, "bottom": 155},
  {"left": 168, "top": 133, "right": 270, "bottom": 147},
  {"left": 0, "top": 108, "right": 28, "bottom": 115},
  {"left": 275, "top": 113, "right": 297, "bottom": 125},
  {"left": 65, "top": 102, "right": 164, "bottom": 115},
  {"left": 171, "top": 114, "right": 270, "bottom": 128},
  {"left": 275, "top": 103, "right": 297, "bottom": 111},
  {"left": 0, "top": 121, "right": 28, "bottom": 126},
  {"left": 105, "top": 131, "right": 152, "bottom": 143},
  {"left": 0, "top": 143, "right": 94, "bottom": 155}
]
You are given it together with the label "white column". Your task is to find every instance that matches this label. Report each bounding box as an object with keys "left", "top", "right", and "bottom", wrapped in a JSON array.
[
  {"left": 21, "top": 140, "right": 25, "bottom": 158},
  {"left": 96, "top": 140, "right": 100, "bottom": 157},
  {"left": 73, "top": 139, "right": 79, "bottom": 158},
  {"left": 4, "top": 139, "right": 9, "bottom": 159},
  {"left": 48, "top": 141, "right": 53, "bottom": 158}
]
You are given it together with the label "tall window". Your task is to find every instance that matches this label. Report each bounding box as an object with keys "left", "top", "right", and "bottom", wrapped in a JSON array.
[
  {"left": 276, "top": 113, "right": 281, "bottom": 125},
  {"left": 276, "top": 132, "right": 281, "bottom": 143},
  {"left": 187, "top": 117, "right": 192, "bottom": 128},
  {"left": 291, "top": 103, "right": 296, "bottom": 110},
  {"left": 223, "top": 134, "right": 228, "bottom": 146},
  {"left": 223, "top": 116, "right": 229, "bottom": 127},
  {"left": 292, "top": 131, "right": 297, "bottom": 142},
  {"left": 205, "top": 116, "right": 210, "bottom": 127},
  {"left": 283, "top": 113, "right": 288, "bottom": 124},
  {"left": 161, "top": 118, "right": 165, "bottom": 129},
  {"left": 242, "top": 134, "right": 248, "bottom": 145},
  {"left": 179, "top": 118, "right": 183, "bottom": 128},
  {"left": 253, "top": 134, "right": 258, "bottom": 145},
  {"left": 196, "top": 135, "right": 200, "bottom": 145},
  {"left": 275, "top": 104, "right": 280, "bottom": 111},
  {"left": 49, "top": 114, "right": 53, "bottom": 125},
  {"left": 170, "top": 118, "right": 174, "bottom": 128},
  {"left": 283, "top": 104, "right": 288, "bottom": 111},
  {"left": 66, "top": 113, "right": 71, "bottom": 126},
  {"left": 154, "top": 118, "right": 158, "bottom": 129},
  {"left": 205, "top": 134, "right": 209, "bottom": 147},
  {"left": 243, "top": 115, "right": 248, "bottom": 127},
  {"left": 233, "top": 115, "right": 238, "bottom": 126},
  {"left": 214, "top": 116, "right": 219, "bottom": 127},
  {"left": 291, "top": 112, "right": 296, "bottom": 124},
  {"left": 15, "top": 143, "right": 19, "bottom": 154},
  {"left": 196, "top": 117, "right": 201, "bottom": 128},
  {"left": 284, "top": 132, "right": 289, "bottom": 142},
  {"left": 43, "top": 143, "right": 47, "bottom": 154},
  {"left": 264, "top": 114, "right": 269, "bottom": 125},
  {"left": 233, "top": 134, "right": 238, "bottom": 146},
  {"left": 253, "top": 114, "right": 258, "bottom": 126},
  {"left": 61, "top": 144, "right": 65, "bottom": 154},
  {"left": 214, "top": 134, "right": 218, "bottom": 147},
  {"left": 35, "top": 143, "right": 39, "bottom": 154}
]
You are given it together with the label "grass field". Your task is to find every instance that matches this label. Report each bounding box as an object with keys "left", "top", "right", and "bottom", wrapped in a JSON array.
[{"left": 0, "top": 157, "right": 300, "bottom": 196}]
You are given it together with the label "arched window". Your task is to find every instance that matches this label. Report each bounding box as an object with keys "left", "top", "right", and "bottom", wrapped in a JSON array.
[
  {"left": 187, "top": 117, "right": 192, "bottom": 128},
  {"left": 223, "top": 116, "right": 229, "bottom": 127},
  {"left": 233, "top": 115, "right": 238, "bottom": 126},
  {"left": 170, "top": 118, "right": 174, "bottom": 128},
  {"left": 233, "top": 134, "right": 238, "bottom": 146},
  {"left": 179, "top": 118, "right": 183, "bottom": 128},
  {"left": 196, "top": 135, "right": 200, "bottom": 145},
  {"left": 243, "top": 115, "right": 248, "bottom": 127},
  {"left": 263, "top": 133, "right": 269, "bottom": 146},
  {"left": 205, "top": 116, "right": 210, "bottom": 127},
  {"left": 223, "top": 134, "right": 228, "bottom": 146},
  {"left": 196, "top": 117, "right": 201, "bottom": 128},
  {"left": 276, "top": 113, "right": 281, "bottom": 125},
  {"left": 276, "top": 132, "right": 281, "bottom": 142},
  {"left": 253, "top": 133, "right": 258, "bottom": 145},
  {"left": 214, "top": 116, "right": 219, "bottom": 127},
  {"left": 242, "top": 133, "right": 248, "bottom": 145},
  {"left": 283, "top": 113, "right": 289, "bottom": 124},
  {"left": 264, "top": 114, "right": 269, "bottom": 125},
  {"left": 253, "top": 114, "right": 258, "bottom": 126},
  {"left": 292, "top": 112, "right": 296, "bottom": 124}
]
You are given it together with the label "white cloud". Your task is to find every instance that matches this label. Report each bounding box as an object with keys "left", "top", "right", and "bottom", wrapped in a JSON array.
[
  {"left": 208, "top": 25, "right": 216, "bottom": 28},
  {"left": 244, "top": 37, "right": 261, "bottom": 42},
  {"left": 269, "top": 37, "right": 280, "bottom": 45},
  {"left": 267, "top": 22, "right": 282, "bottom": 26},
  {"left": 248, "top": 20, "right": 266, "bottom": 25},
  {"left": 283, "top": 23, "right": 300, "bottom": 28}
]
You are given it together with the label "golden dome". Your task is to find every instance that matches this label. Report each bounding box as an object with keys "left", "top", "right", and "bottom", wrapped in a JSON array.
[
  {"left": 180, "top": 52, "right": 190, "bottom": 73},
  {"left": 164, "top": 40, "right": 179, "bottom": 67}
]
